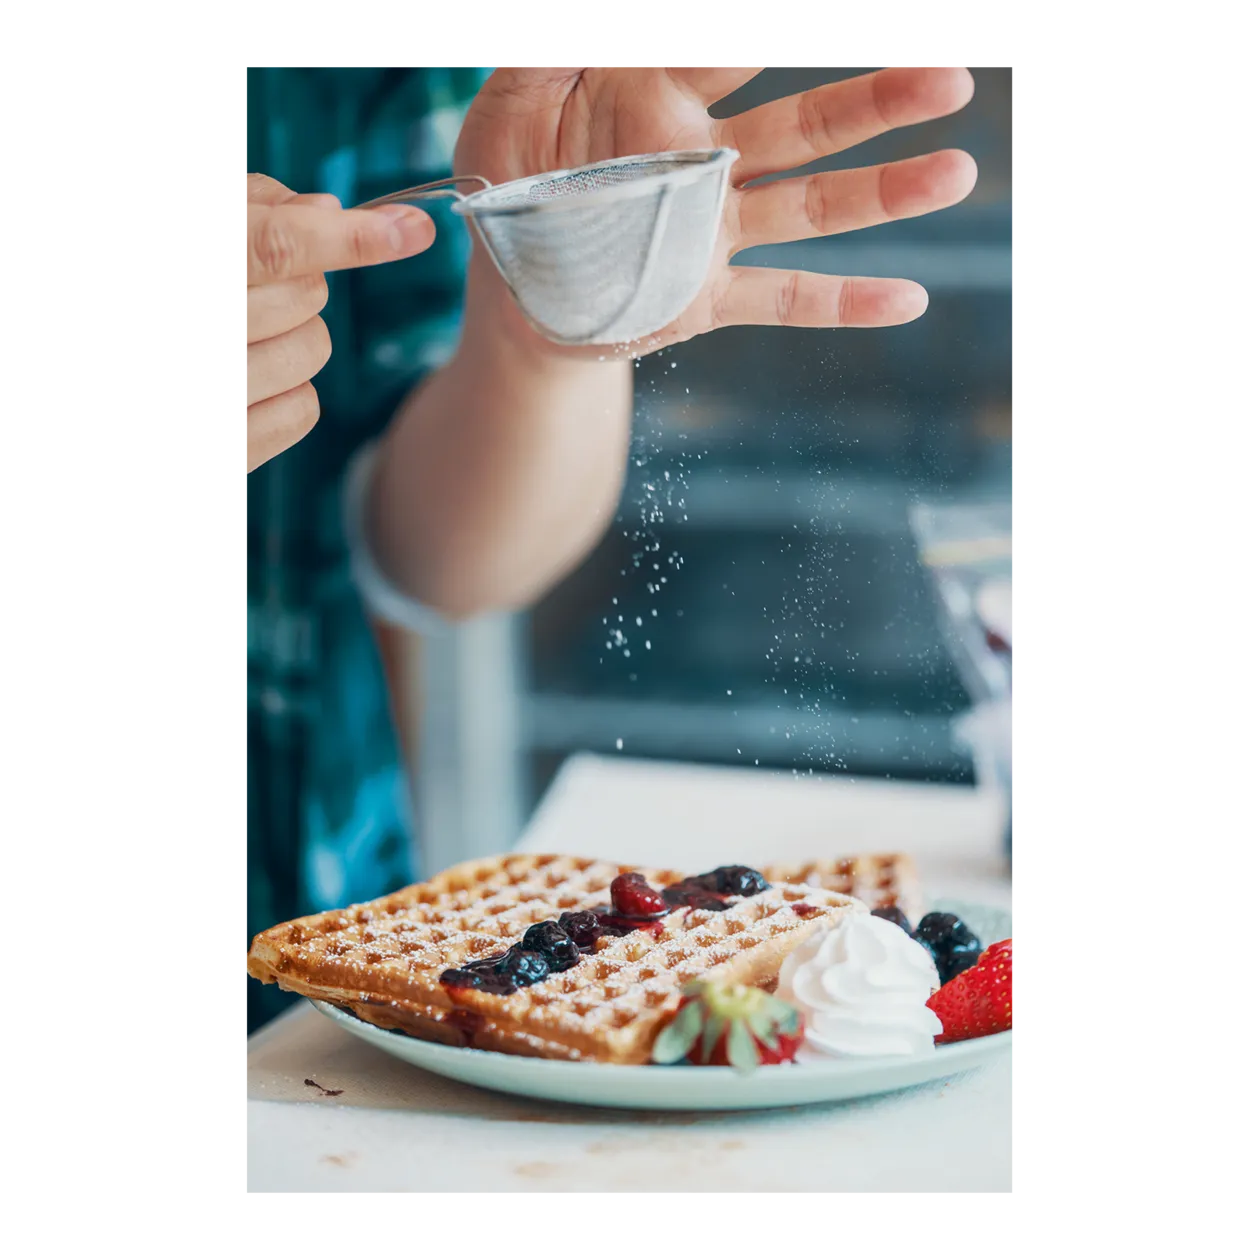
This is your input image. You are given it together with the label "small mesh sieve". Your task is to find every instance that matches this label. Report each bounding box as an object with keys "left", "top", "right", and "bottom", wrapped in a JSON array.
[{"left": 357, "top": 148, "right": 737, "bottom": 346}]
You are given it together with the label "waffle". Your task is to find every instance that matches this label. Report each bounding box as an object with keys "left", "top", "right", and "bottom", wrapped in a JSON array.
[
  {"left": 761, "top": 853, "right": 924, "bottom": 924},
  {"left": 247, "top": 853, "right": 865, "bottom": 1064}
]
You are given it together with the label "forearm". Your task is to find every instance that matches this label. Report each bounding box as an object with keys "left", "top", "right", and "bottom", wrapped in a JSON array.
[{"left": 369, "top": 251, "right": 633, "bottom": 619}]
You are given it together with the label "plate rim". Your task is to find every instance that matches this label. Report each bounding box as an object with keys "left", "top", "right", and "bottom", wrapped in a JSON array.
[{"left": 311, "top": 996, "right": 1012, "bottom": 1078}]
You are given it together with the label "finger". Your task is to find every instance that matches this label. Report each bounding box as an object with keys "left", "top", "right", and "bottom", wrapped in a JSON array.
[
  {"left": 247, "top": 315, "right": 332, "bottom": 406},
  {"left": 248, "top": 173, "right": 296, "bottom": 205},
  {"left": 668, "top": 68, "right": 763, "bottom": 105},
  {"left": 248, "top": 382, "right": 321, "bottom": 472},
  {"left": 247, "top": 175, "right": 341, "bottom": 212},
  {"left": 247, "top": 202, "right": 434, "bottom": 284},
  {"left": 711, "top": 269, "right": 930, "bottom": 330},
  {"left": 248, "top": 273, "right": 329, "bottom": 345},
  {"left": 721, "top": 67, "right": 975, "bottom": 183},
  {"left": 288, "top": 192, "right": 341, "bottom": 210},
  {"left": 733, "top": 149, "right": 977, "bottom": 249}
]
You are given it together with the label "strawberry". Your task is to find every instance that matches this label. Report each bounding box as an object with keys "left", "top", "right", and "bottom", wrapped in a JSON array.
[
  {"left": 651, "top": 980, "right": 804, "bottom": 1072},
  {"left": 610, "top": 872, "right": 667, "bottom": 918},
  {"left": 926, "top": 938, "right": 1012, "bottom": 1044}
]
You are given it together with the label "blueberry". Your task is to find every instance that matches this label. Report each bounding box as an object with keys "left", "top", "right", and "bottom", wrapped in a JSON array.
[
  {"left": 439, "top": 966, "right": 512, "bottom": 995},
  {"left": 439, "top": 966, "right": 481, "bottom": 989},
  {"left": 494, "top": 946, "right": 550, "bottom": 987},
  {"left": 912, "top": 912, "right": 982, "bottom": 984},
  {"left": 936, "top": 950, "right": 980, "bottom": 983},
  {"left": 690, "top": 893, "right": 729, "bottom": 911},
  {"left": 701, "top": 865, "right": 769, "bottom": 897},
  {"left": 521, "top": 920, "right": 564, "bottom": 951},
  {"left": 661, "top": 880, "right": 728, "bottom": 911},
  {"left": 913, "top": 911, "right": 952, "bottom": 945},
  {"left": 871, "top": 905, "right": 913, "bottom": 935},
  {"left": 522, "top": 920, "right": 581, "bottom": 970},
  {"left": 558, "top": 910, "right": 603, "bottom": 948}
]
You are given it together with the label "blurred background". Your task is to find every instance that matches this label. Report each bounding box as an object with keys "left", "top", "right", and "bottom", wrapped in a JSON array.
[
  {"left": 405, "top": 69, "right": 1012, "bottom": 871},
  {"left": 247, "top": 66, "right": 1011, "bottom": 902}
]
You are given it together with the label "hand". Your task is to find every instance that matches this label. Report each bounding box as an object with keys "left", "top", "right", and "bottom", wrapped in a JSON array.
[
  {"left": 455, "top": 68, "right": 977, "bottom": 353},
  {"left": 246, "top": 174, "right": 435, "bottom": 471}
]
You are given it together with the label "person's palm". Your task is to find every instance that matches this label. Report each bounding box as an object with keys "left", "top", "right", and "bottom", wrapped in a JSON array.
[
  {"left": 458, "top": 70, "right": 714, "bottom": 181},
  {"left": 457, "top": 68, "right": 978, "bottom": 349}
]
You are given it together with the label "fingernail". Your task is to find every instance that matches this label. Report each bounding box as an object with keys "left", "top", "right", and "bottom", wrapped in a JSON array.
[{"left": 371, "top": 204, "right": 433, "bottom": 253}]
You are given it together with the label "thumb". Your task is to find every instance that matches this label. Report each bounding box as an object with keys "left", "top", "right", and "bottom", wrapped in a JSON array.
[{"left": 247, "top": 200, "right": 435, "bottom": 284}]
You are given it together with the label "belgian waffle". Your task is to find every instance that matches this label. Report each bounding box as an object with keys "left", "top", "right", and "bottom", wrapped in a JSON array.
[
  {"left": 760, "top": 854, "right": 924, "bottom": 923},
  {"left": 247, "top": 853, "right": 865, "bottom": 1064}
]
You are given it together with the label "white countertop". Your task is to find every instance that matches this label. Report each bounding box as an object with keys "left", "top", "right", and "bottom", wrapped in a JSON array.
[
  {"left": 517, "top": 755, "right": 1011, "bottom": 908},
  {"left": 247, "top": 755, "right": 1012, "bottom": 1192}
]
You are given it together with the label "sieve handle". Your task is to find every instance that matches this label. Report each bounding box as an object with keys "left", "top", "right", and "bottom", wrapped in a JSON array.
[{"left": 355, "top": 174, "right": 492, "bottom": 210}]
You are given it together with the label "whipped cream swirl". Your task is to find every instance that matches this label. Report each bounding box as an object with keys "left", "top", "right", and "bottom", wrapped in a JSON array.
[{"left": 777, "top": 912, "right": 943, "bottom": 1057}]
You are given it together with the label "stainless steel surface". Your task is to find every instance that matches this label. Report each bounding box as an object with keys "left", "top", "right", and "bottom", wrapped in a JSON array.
[
  {"left": 360, "top": 149, "right": 737, "bottom": 346},
  {"left": 356, "top": 173, "right": 492, "bottom": 208}
]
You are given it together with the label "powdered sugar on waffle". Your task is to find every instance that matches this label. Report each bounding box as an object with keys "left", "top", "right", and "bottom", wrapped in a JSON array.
[
  {"left": 761, "top": 854, "right": 923, "bottom": 923},
  {"left": 247, "top": 853, "right": 868, "bottom": 1064}
]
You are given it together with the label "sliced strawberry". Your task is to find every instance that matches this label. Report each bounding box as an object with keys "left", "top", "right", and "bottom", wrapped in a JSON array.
[
  {"left": 927, "top": 938, "right": 1012, "bottom": 1044},
  {"left": 651, "top": 980, "right": 803, "bottom": 1071}
]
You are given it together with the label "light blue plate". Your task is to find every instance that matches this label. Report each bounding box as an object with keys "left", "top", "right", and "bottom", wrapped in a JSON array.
[{"left": 310, "top": 900, "right": 1011, "bottom": 1111}]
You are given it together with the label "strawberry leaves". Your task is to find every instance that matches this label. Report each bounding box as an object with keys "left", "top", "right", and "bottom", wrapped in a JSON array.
[
  {"left": 650, "top": 997, "right": 704, "bottom": 1063},
  {"left": 725, "top": 1018, "right": 759, "bottom": 1073},
  {"left": 746, "top": 998, "right": 799, "bottom": 1046},
  {"left": 651, "top": 980, "right": 805, "bottom": 1072},
  {"left": 700, "top": 1008, "right": 725, "bottom": 1064}
]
